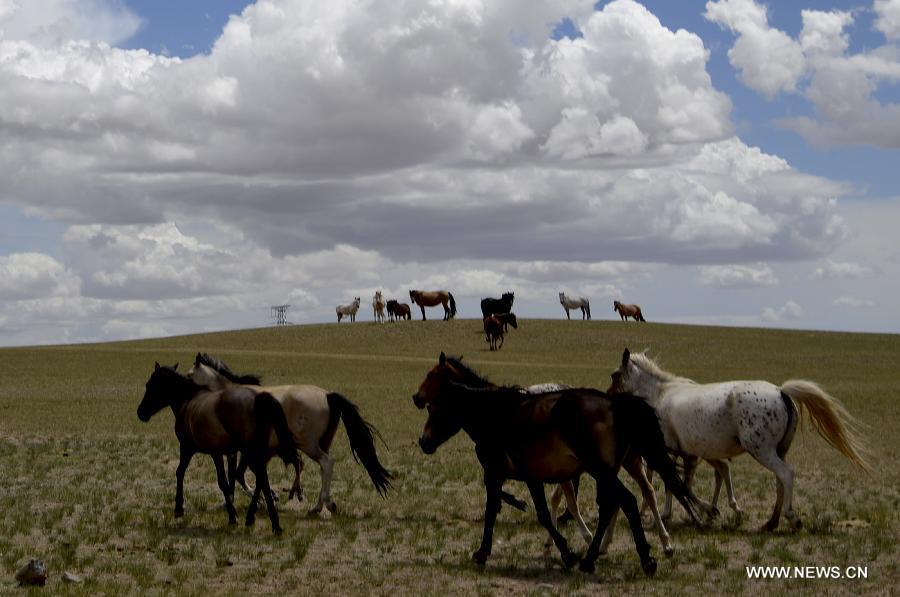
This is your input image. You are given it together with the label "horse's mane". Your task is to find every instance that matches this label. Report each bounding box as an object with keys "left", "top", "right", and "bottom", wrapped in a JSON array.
[
  {"left": 445, "top": 356, "right": 522, "bottom": 391},
  {"left": 629, "top": 353, "right": 695, "bottom": 384},
  {"left": 197, "top": 353, "right": 263, "bottom": 385}
]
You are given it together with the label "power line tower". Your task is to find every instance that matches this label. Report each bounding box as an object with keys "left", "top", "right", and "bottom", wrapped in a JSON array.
[{"left": 270, "top": 304, "right": 291, "bottom": 326}]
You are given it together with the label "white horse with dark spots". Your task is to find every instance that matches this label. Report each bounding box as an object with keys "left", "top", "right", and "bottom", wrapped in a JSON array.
[
  {"left": 336, "top": 297, "right": 361, "bottom": 322},
  {"left": 559, "top": 292, "right": 590, "bottom": 320},
  {"left": 608, "top": 349, "right": 871, "bottom": 532}
]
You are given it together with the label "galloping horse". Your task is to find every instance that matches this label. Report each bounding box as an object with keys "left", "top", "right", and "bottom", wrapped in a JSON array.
[
  {"left": 137, "top": 363, "right": 299, "bottom": 534},
  {"left": 413, "top": 353, "right": 700, "bottom": 575},
  {"left": 409, "top": 290, "right": 456, "bottom": 321},
  {"left": 188, "top": 353, "right": 393, "bottom": 515},
  {"left": 614, "top": 301, "right": 646, "bottom": 322},
  {"left": 372, "top": 291, "right": 386, "bottom": 324},
  {"left": 480, "top": 292, "right": 514, "bottom": 318},
  {"left": 386, "top": 300, "right": 411, "bottom": 321},
  {"left": 416, "top": 354, "right": 683, "bottom": 557},
  {"left": 608, "top": 349, "right": 871, "bottom": 531},
  {"left": 336, "top": 297, "right": 361, "bottom": 322},
  {"left": 559, "top": 292, "right": 590, "bottom": 320}
]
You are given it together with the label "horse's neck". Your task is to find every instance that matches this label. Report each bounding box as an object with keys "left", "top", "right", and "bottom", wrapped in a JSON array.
[{"left": 458, "top": 390, "right": 520, "bottom": 442}]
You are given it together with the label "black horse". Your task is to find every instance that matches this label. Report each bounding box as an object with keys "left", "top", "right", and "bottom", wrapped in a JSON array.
[
  {"left": 137, "top": 363, "right": 299, "bottom": 534},
  {"left": 413, "top": 353, "right": 700, "bottom": 576},
  {"left": 480, "top": 292, "right": 514, "bottom": 319}
]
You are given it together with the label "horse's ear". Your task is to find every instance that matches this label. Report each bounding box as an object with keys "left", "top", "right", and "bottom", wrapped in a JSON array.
[
  {"left": 195, "top": 352, "right": 202, "bottom": 366},
  {"left": 439, "top": 352, "right": 446, "bottom": 365},
  {"left": 173, "top": 362, "right": 179, "bottom": 371},
  {"left": 621, "top": 349, "right": 631, "bottom": 368},
  {"left": 154, "top": 361, "right": 160, "bottom": 371}
]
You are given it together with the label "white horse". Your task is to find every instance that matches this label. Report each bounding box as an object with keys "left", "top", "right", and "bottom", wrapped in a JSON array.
[
  {"left": 559, "top": 292, "right": 591, "bottom": 320},
  {"left": 187, "top": 353, "right": 392, "bottom": 515},
  {"left": 372, "top": 291, "right": 386, "bottom": 324},
  {"left": 336, "top": 297, "right": 361, "bottom": 322},
  {"left": 608, "top": 349, "right": 871, "bottom": 532}
]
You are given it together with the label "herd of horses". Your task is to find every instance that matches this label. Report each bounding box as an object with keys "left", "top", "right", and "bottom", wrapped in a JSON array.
[
  {"left": 138, "top": 343, "right": 870, "bottom": 577},
  {"left": 336, "top": 290, "right": 648, "bottom": 325}
]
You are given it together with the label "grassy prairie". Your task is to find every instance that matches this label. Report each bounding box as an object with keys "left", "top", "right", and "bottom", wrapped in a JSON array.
[{"left": 0, "top": 319, "right": 897, "bottom": 595}]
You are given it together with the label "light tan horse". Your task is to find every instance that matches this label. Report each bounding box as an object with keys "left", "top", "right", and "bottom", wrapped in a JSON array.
[
  {"left": 187, "top": 353, "right": 392, "bottom": 515},
  {"left": 409, "top": 289, "right": 457, "bottom": 320},
  {"left": 373, "top": 291, "right": 386, "bottom": 324},
  {"left": 614, "top": 301, "right": 646, "bottom": 322}
]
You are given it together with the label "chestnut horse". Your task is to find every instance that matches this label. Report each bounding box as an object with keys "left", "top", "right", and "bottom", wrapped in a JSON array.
[
  {"left": 614, "top": 301, "right": 646, "bottom": 322},
  {"left": 409, "top": 289, "right": 456, "bottom": 321},
  {"left": 137, "top": 363, "right": 299, "bottom": 534},
  {"left": 413, "top": 354, "right": 700, "bottom": 575},
  {"left": 483, "top": 313, "right": 517, "bottom": 351}
]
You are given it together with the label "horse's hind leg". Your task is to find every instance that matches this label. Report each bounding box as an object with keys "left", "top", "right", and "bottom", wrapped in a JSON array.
[
  {"left": 581, "top": 469, "right": 626, "bottom": 574},
  {"left": 526, "top": 481, "right": 579, "bottom": 568},
  {"left": 610, "top": 475, "right": 656, "bottom": 576},
  {"left": 626, "top": 455, "right": 673, "bottom": 556},
  {"left": 708, "top": 459, "right": 741, "bottom": 516},
  {"left": 560, "top": 480, "right": 592, "bottom": 546},
  {"left": 306, "top": 445, "right": 336, "bottom": 515},
  {"left": 287, "top": 456, "right": 304, "bottom": 503},
  {"left": 257, "top": 462, "right": 282, "bottom": 534},
  {"left": 752, "top": 449, "right": 796, "bottom": 531},
  {"left": 213, "top": 455, "right": 238, "bottom": 525}
]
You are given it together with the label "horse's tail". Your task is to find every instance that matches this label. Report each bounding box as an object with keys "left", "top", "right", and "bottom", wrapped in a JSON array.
[
  {"left": 255, "top": 392, "right": 299, "bottom": 466},
  {"left": 780, "top": 380, "right": 872, "bottom": 472},
  {"left": 326, "top": 393, "right": 393, "bottom": 495},
  {"left": 611, "top": 395, "right": 702, "bottom": 523},
  {"left": 448, "top": 292, "right": 457, "bottom": 318},
  {"left": 584, "top": 299, "right": 591, "bottom": 320},
  {"left": 637, "top": 309, "right": 646, "bottom": 322}
]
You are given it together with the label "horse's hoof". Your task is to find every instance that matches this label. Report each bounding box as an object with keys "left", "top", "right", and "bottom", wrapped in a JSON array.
[
  {"left": 327, "top": 501, "right": 337, "bottom": 514},
  {"left": 228, "top": 516, "right": 237, "bottom": 525},
  {"left": 472, "top": 550, "right": 489, "bottom": 566},
  {"left": 578, "top": 559, "right": 595, "bottom": 574},
  {"left": 641, "top": 556, "right": 658, "bottom": 577},
  {"left": 246, "top": 516, "right": 256, "bottom": 527},
  {"left": 663, "top": 545, "right": 675, "bottom": 558},
  {"left": 307, "top": 506, "right": 322, "bottom": 517},
  {"left": 272, "top": 526, "right": 283, "bottom": 536},
  {"left": 174, "top": 509, "right": 184, "bottom": 518},
  {"left": 562, "top": 552, "right": 580, "bottom": 568},
  {"left": 761, "top": 520, "right": 779, "bottom": 533}
]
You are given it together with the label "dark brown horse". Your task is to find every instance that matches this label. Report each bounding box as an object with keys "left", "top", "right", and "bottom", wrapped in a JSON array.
[
  {"left": 412, "top": 353, "right": 700, "bottom": 576},
  {"left": 386, "top": 299, "right": 411, "bottom": 321},
  {"left": 137, "top": 363, "right": 299, "bottom": 534},
  {"left": 480, "top": 292, "right": 514, "bottom": 318},
  {"left": 409, "top": 290, "right": 456, "bottom": 320},
  {"left": 614, "top": 301, "right": 646, "bottom": 322},
  {"left": 483, "top": 313, "right": 517, "bottom": 350}
]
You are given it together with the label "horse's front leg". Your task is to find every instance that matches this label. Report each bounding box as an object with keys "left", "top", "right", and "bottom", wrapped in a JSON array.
[
  {"left": 473, "top": 475, "right": 503, "bottom": 565},
  {"left": 174, "top": 445, "right": 194, "bottom": 518},
  {"left": 526, "top": 481, "right": 579, "bottom": 568},
  {"left": 213, "top": 454, "right": 237, "bottom": 525}
]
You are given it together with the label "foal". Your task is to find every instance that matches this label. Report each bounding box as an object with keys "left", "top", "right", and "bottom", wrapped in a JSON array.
[{"left": 483, "top": 313, "right": 517, "bottom": 350}]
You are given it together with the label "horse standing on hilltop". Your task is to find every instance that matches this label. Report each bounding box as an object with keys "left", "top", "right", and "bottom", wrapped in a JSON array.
[
  {"left": 480, "top": 292, "right": 514, "bottom": 319},
  {"left": 614, "top": 301, "right": 646, "bottom": 322},
  {"left": 386, "top": 299, "right": 411, "bottom": 321},
  {"left": 373, "top": 291, "right": 386, "bottom": 324},
  {"left": 559, "top": 292, "right": 590, "bottom": 320},
  {"left": 607, "top": 349, "right": 872, "bottom": 532},
  {"left": 409, "top": 289, "right": 456, "bottom": 321},
  {"left": 336, "top": 297, "right": 361, "bottom": 322},
  {"left": 483, "top": 313, "right": 517, "bottom": 351}
]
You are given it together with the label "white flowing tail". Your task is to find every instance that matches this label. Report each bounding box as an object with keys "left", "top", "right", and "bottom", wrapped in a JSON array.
[{"left": 781, "top": 380, "right": 872, "bottom": 472}]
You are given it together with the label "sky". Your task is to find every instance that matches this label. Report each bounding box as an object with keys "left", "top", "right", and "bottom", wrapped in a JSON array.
[{"left": 1, "top": 0, "right": 899, "bottom": 346}]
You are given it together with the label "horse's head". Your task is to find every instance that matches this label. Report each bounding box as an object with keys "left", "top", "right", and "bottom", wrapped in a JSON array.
[
  {"left": 558, "top": 292, "right": 565, "bottom": 302},
  {"left": 414, "top": 353, "right": 468, "bottom": 454},
  {"left": 502, "top": 292, "right": 514, "bottom": 302},
  {"left": 409, "top": 290, "right": 418, "bottom": 303},
  {"left": 607, "top": 348, "right": 632, "bottom": 394},
  {"left": 138, "top": 362, "right": 181, "bottom": 421},
  {"left": 506, "top": 313, "right": 518, "bottom": 329},
  {"left": 186, "top": 358, "right": 226, "bottom": 391},
  {"left": 614, "top": 300, "right": 621, "bottom": 311}
]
